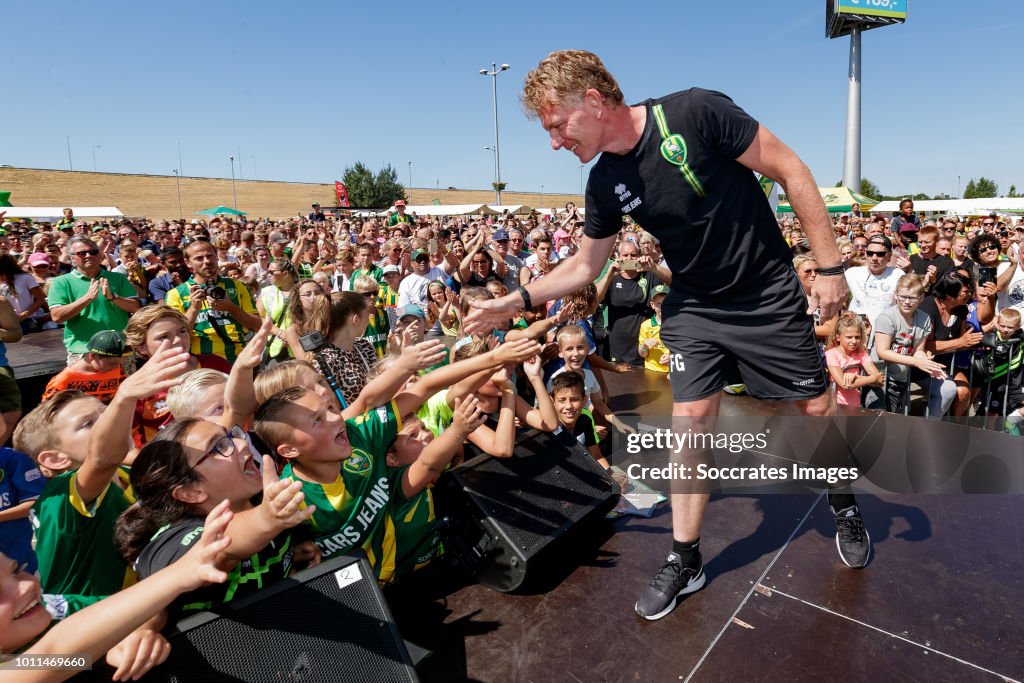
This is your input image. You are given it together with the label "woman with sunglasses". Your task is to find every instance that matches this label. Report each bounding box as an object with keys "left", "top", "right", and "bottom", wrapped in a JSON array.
[
  {"left": 256, "top": 257, "right": 299, "bottom": 361},
  {"left": 969, "top": 233, "right": 1017, "bottom": 312}
]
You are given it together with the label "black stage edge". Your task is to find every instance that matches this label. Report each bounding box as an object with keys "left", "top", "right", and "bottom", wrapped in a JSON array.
[{"left": 389, "top": 371, "right": 1024, "bottom": 682}]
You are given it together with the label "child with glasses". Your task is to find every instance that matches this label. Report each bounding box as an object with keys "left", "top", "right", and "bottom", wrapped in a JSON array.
[{"left": 871, "top": 274, "right": 948, "bottom": 413}]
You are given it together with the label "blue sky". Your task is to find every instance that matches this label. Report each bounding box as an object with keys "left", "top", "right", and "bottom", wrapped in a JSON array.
[{"left": 3, "top": 0, "right": 1022, "bottom": 199}]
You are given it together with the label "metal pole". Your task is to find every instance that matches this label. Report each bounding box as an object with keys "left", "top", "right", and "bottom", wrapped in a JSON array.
[
  {"left": 92, "top": 146, "right": 100, "bottom": 172},
  {"left": 177, "top": 141, "right": 184, "bottom": 177},
  {"left": 66, "top": 137, "right": 73, "bottom": 171},
  {"left": 491, "top": 64, "right": 501, "bottom": 205},
  {"left": 229, "top": 156, "right": 237, "bottom": 209},
  {"left": 957, "top": 175, "right": 961, "bottom": 198},
  {"left": 408, "top": 161, "right": 412, "bottom": 188},
  {"left": 842, "top": 26, "right": 862, "bottom": 192},
  {"left": 174, "top": 169, "right": 183, "bottom": 221}
]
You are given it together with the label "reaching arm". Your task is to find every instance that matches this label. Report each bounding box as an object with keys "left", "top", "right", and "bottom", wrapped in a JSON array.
[
  {"left": 464, "top": 234, "right": 617, "bottom": 334},
  {"left": 222, "top": 319, "right": 272, "bottom": 430},
  {"left": 401, "top": 397, "right": 485, "bottom": 498}
]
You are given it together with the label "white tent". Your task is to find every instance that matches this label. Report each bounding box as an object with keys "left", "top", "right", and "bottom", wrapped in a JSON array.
[
  {"left": 870, "top": 198, "right": 1024, "bottom": 215},
  {"left": 398, "top": 204, "right": 500, "bottom": 217},
  {"left": 485, "top": 205, "right": 534, "bottom": 215},
  {"left": 1, "top": 206, "right": 124, "bottom": 221}
]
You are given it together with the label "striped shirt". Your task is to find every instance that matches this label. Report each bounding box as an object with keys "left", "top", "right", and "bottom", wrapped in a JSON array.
[{"left": 165, "top": 277, "right": 257, "bottom": 363}]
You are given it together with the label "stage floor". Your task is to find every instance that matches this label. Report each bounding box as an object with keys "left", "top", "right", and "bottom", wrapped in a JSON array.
[{"left": 389, "top": 370, "right": 1024, "bottom": 682}]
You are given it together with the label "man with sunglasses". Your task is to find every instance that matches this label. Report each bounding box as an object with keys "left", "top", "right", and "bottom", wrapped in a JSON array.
[
  {"left": 47, "top": 236, "right": 140, "bottom": 365},
  {"left": 846, "top": 236, "right": 903, "bottom": 336}
]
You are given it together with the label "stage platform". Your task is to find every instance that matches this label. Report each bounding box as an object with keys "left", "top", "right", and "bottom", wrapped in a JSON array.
[{"left": 389, "top": 370, "right": 1024, "bottom": 682}]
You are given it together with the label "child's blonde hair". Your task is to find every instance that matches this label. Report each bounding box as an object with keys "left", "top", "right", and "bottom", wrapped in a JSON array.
[
  {"left": 556, "top": 324, "right": 587, "bottom": 348},
  {"left": 560, "top": 283, "right": 597, "bottom": 321},
  {"left": 827, "top": 312, "right": 868, "bottom": 350},
  {"left": 255, "top": 359, "right": 317, "bottom": 405},
  {"left": 998, "top": 308, "right": 1021, "bottom": 327},
  {"left": 166, "top": 369, "right": 229, "bottom": 418},
  {"left": 896, "top": 273, "right": 926, "bottom": 296},
  {"left": 123, "top": 304, "right": 190, "bottom": 351}
]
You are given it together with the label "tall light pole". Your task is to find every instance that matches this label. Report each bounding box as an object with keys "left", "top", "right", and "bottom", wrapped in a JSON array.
[
  {"left": 479, "top": 62, "right": 510, "bottom": 205},
  {"left": 177, "top": 141, "right": 184, "bottom": 177},
  {"left": 229, "top": 156, "right": 237, "bottom": 209},
  {"left": 407, "top": 161, "right": 413, "bottom": 189},
  {"left": 92, "top": 145, "right": 101, "bottom": 172},
  {"left": 841, "top": 27, "right": 861, "bottom": 191},
  {"left": 66, "top": 137, "right": 73, "bottom": 171},
  {"left": 173, "top": 169, "right": 183, "bottom": 221}
]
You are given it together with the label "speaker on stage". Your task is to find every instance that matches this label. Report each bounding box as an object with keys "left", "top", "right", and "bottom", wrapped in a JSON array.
[
  {"left": 435, "top": 429, "right": 620, "bottom": 593},
  {"left": 149, "top": 552, "right": 418, "bottom": 683}
]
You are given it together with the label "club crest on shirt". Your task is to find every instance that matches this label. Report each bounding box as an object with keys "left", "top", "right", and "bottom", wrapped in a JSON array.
[
  {"left": 659, "top": 134, "right": 688, "bottom": 167},
  {"left": 343, "top": 449, "right": 373, "bottom": 475}
]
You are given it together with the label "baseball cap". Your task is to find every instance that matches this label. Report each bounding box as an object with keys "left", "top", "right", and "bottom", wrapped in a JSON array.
[
  {"left": 397, "top": 304, "right": 425, "bottom": 320},
  {"left": 866, "top": 235, "right": 892, "bottom": 251},
  {"left": 27, "top": 253, "right": 50, "bottom": 266},
  {"left": 87, "top": 330, "right": 130, "bottom": 358},
  {"left": 411, "top": 248, "right": 428, "bottom": 260},
  {"left": 651, "top": 284, "right": 670, "bottom": 298},
  {"left": 382, "top": 264, "right": 400, "bottom": 275},
  {"left": 491, "top": 229, "right": 510, "bottom": 242},
  {"left": 271, "top": 234, "right": 290, "bottom": 244},
  {"left": 553, "top": 229, "right": 570, "bottom": 242},
  {"left": 394, "top": 200, "right": 406, "bottom": 207}
]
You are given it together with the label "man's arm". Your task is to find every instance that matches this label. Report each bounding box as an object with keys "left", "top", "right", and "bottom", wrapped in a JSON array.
[
  {"left": 736, "top": 125, "right": 846, "bottom": 319},
  {"left": 464, "top": 234, "right": 617, "bottom": 333}
]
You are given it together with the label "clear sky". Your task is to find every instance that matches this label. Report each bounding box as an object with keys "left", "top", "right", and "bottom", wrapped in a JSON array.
[{"left": 3, "top": 0, "right": 1021, "bottom": 199}]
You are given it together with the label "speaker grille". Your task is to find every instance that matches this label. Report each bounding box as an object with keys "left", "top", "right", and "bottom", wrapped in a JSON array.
[
  {"left": 154, "top": 556, "right": 416, "bottom": 683},
  {"left": 458, "top": 433, "right": 614, "bottom": 552}
]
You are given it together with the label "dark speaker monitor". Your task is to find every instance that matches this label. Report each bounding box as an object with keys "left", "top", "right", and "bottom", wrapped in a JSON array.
[
  {"left": 436, "top": 429, "right": 620, "bottom": 592},
  {"left": 149, "top": 552, "right": 418, "bottom": 683}
]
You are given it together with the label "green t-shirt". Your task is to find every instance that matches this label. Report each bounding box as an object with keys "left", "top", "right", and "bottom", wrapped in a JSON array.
[
  {"left": 387, "top": 484, "right": 439, "bottom": 580},
  {"left": 416, "top": 389, "right": 454, "bottom": 439},
  {"left": 46, "top": 270, "right": 138, "bottom": 353},
  {"left": 165, "top": 276, "right": 258, "bottom": 363},
  {"left": 29, "top": 468, "right": 136, "bottom": 598},
  {"left": 364, "top": 306, "right": 390, "bottom": 358},
  {"left": 349, "top": 267, "right": 384, "bottom": 289},
  {"left": 282, "top": 401, "right": 407, "bottom": 582}
]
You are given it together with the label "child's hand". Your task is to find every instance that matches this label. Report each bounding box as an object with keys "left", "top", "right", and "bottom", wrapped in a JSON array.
[
  {"left": 236, "top": 317, "right": 273, "bottom": 369},
  {"left": 842, "top": 372, "right": 858, "bottom": 390},
  {"left": 522, "top": 354, "right": 542, "bottom": 379},
  {"left": 174, "top": 499, "right": 234, "bottom": 591},
  {"left": 260, "top": 454, "right": 316, "bottom": 529},
  {"left": 400, "top": 339, "right": 448, "bottom": 372},
  {"left": 614, "top": 362, "right": 633, "bottom": 374},
  {"left": 107, "top": 629, "right": 170, "bottom": 682},
  {"left": 451, "top": 396, "right": 486, "bottom": 438},
  {"left": 658, "top": 352, "right": 671, "bottom": 366},
  {"left": 386, "top": 331, "right": 402, "bottom": 355},
  {"left": 118, "top": 340, "right": 191, "bottom": 402},
  {"left": 492, "top": 337, "right": 541, "bottom": 365},
  {"left": 642, "top": 337, "right": 660, "bottom": 350},
  {"left": 291, "top": 539, "right": 322, "bottom": 570}
]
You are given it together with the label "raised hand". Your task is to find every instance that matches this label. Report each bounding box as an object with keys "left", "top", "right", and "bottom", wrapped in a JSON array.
[
  {"left": 493, "top": 337, "right": 542, "bottom": 365},
  {"left": 119, "top": 340, "right": 192, "bottom": 401},
  {"left": 400, "top": 339, "right": 448, "bottom": 372},
  {"left": 451, "top": 396, "right": 487, "bottom": 438},
  {"left": 236, "top": 317, "right": 273, "bottom": 369},
  {"left": 260, "top": 454, "right": 316, "bottom": 528}
]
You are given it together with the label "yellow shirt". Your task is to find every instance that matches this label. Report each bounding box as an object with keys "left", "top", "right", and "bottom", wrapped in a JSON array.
[{"left": 639, "top": 316, "right": 669, "bottom": 373}]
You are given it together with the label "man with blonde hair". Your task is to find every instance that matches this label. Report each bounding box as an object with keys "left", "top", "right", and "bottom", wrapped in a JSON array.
[{"left": 468, "top": 49, "right": 869, "bottom": 621}]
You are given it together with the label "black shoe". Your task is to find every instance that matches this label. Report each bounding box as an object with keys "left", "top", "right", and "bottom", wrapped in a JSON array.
[
  {"left": 832, "top": 504, "right": 871, "bottom": 568},
  {"left": 634, "top": 552, "right": 706, "bottom": 621}
]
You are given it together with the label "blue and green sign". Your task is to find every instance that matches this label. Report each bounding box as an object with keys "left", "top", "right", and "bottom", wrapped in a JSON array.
[{"left": 837, "top": 0, "right": 907, "bottom": 20}]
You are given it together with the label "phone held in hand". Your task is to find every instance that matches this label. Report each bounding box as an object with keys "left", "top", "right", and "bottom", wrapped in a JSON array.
[{"left": 620, "top": 259, "right": 638, "bottom": 270}]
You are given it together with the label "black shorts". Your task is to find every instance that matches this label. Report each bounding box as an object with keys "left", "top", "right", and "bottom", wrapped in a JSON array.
[{"left": 660, "top": 295, "right": 829, "bottom": 403}]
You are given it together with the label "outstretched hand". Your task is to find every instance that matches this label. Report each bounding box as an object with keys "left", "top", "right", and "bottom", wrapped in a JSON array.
[
  {"left": 118, "top": 340, "right": 191, "bottom": 402},
  {"left": 236, "top": 317, "right": 273, "bottom": 369},
  {"left": 260, "top": 454, "right": 316, "bottom": 528},
  {"left": 464, "top": 295, "right": 522, "bottom": 335}
]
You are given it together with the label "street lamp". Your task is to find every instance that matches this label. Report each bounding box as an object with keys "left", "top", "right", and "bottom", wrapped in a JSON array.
[
  {"left": 229, "top": 156, "right": 237, "bottom": 209},
  {"left": 173, "top": 169, "right": 183, "bottom": 221},
  {"left": 479, "top": 62, "right": 510, "bottom": 205},
  {"left": 66, "top": 137, "right": 73, "bottom": 171},
  {"left": 408, "top": 161, "right": 412, "bottom": 189},
  {"left": 92, "top": 145, "right": 101, "bottom": 172}
]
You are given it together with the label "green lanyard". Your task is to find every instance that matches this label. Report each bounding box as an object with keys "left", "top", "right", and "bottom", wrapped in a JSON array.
[{"left": 652, "top": 104, "right": 706, "bottom": 198}]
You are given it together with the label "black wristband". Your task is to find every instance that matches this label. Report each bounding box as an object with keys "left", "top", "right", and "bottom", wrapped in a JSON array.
[
  {"left": 814, "top": 264, "right": 846, "bottom": 277},
  {"left": 516, "top": 285, "right": 532, "bottom": 311}
]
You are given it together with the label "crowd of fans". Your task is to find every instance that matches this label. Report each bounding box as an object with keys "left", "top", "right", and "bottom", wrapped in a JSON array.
[{"left": 0, "top": 197, "right": 1022, "bottom": 679}]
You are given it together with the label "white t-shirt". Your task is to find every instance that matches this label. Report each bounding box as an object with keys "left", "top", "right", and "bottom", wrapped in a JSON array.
[
  {"left": 2, "top": 273, "right": 42, "bottom": 318},
  {"left": 397, "top": 267, "right": 445, "bottom": 309},
  {"left": 845, "top": 266, "right": 903, "bottom": 329},
  {"left": 996, "top": 261, "right": 1024, "bottom": 313}
]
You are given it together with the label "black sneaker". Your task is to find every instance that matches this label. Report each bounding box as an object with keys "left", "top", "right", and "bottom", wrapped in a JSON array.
[
  {"left": 832, "top": 504, "right": 871, "bottom": 568},
  {"left": 634, "top": 552, "right": 706, "bottom": 621}
]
